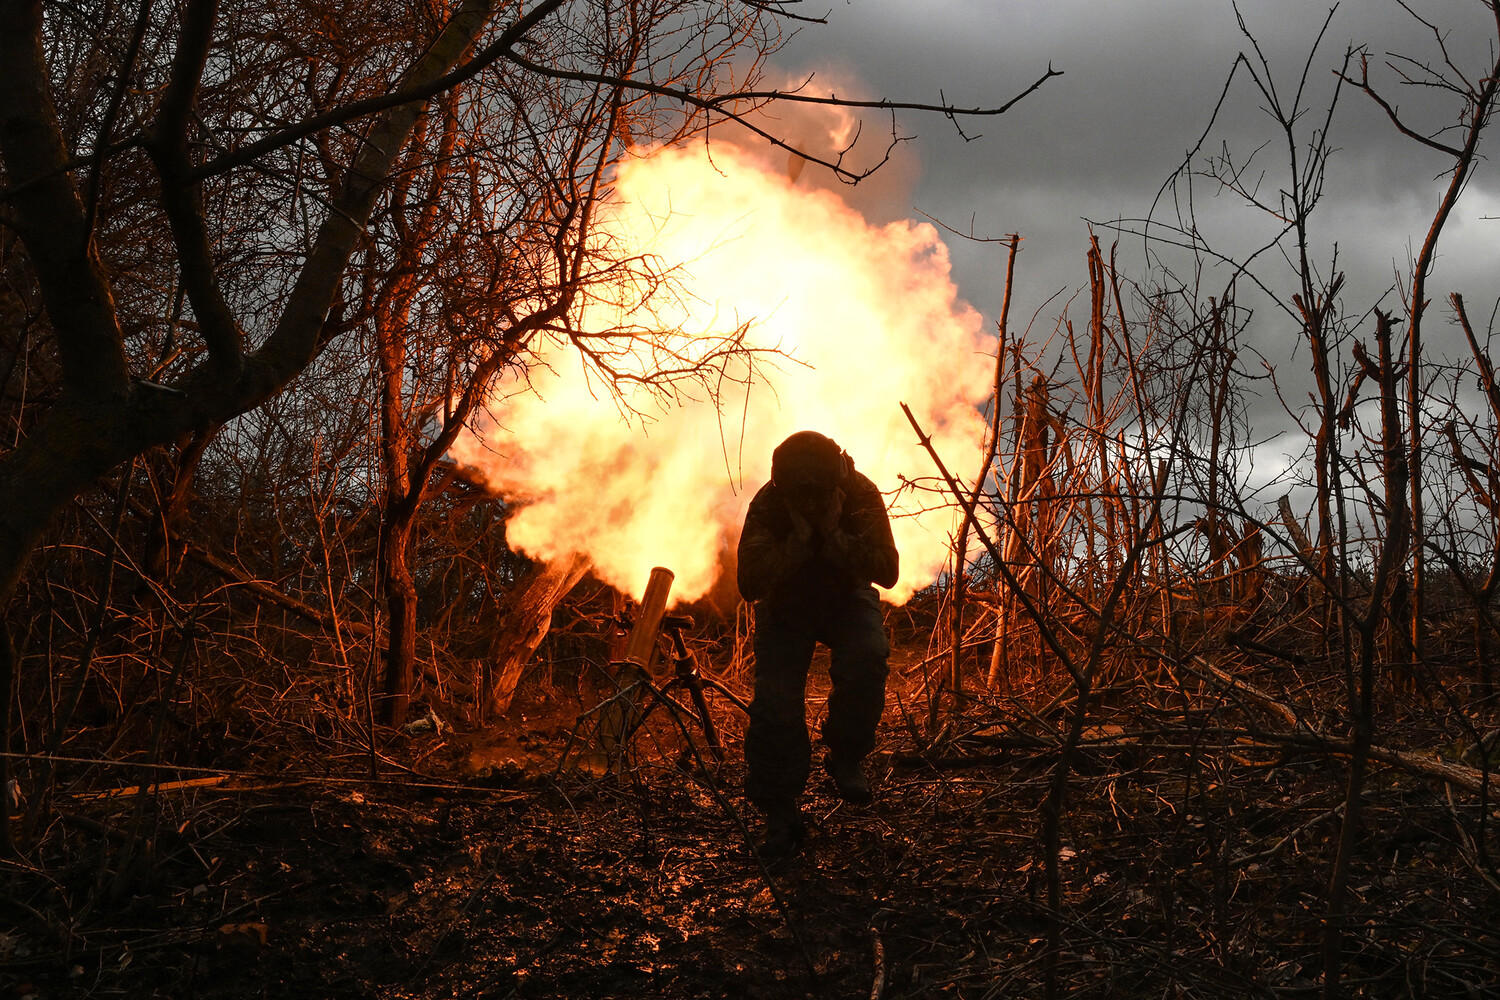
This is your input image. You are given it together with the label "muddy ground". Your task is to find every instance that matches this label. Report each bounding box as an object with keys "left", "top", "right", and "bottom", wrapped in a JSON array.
[{"left": 4, "top": 662, "right": 1499, "bottom": 999}]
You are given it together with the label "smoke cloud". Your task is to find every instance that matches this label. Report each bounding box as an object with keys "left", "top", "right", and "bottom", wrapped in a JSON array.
[{"left": 451, "top": 139, "right": 996, "bottom": 605}]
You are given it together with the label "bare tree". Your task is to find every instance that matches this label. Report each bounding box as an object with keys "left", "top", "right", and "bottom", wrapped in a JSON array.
[
  {"left": 1105, "top": 4, "right": 1500, "bottom": 995},
  {"left": 0, "top": 0, "right": 1059, "bottom": 845},
  {"left": 1339, "top": 0, "right": 1500, "bottom": 666}
]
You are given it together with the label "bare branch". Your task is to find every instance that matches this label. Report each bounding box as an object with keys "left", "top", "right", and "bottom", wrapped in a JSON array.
[
  {"left": 147, "top": 0, "right": 244, "bottom": 370},
  {"left": 1338, "top": 51, "right": 1466, "bottom": 157},
  {"left": 188, "top": 0, "right": 571, "bottom": 181}
]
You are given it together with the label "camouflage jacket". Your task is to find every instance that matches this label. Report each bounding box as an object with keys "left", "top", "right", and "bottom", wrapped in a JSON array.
[{"left": 736, "top": 469, "right": 899, "bottom": 607}]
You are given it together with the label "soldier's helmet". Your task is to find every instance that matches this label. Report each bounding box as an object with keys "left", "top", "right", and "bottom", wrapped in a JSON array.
[{"left": 771, "top": 430, "right": 849, "bottom": 489}]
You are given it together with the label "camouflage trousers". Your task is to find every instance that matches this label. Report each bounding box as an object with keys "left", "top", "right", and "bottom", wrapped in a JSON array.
[{"left": 743, "top": 585, "right": 889, "bottom": 812}]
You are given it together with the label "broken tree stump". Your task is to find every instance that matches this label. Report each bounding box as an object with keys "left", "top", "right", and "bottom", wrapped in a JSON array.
[{"left": 483, "top": 553, "right": 591, "bottom": 717}]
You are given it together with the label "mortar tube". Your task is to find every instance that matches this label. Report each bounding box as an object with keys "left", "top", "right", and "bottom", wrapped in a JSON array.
[{"left": 622, "top": 566, "right": 674, "bottom": 668}]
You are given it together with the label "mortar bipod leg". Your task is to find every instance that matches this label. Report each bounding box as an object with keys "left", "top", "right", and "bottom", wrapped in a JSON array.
[{"left": 663, "top": 618, "right": 726, "bottom": 762}]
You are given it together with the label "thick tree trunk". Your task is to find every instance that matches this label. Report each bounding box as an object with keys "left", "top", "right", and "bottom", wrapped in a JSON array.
[
  {"left": 0, "top": 398, "right": 137, "bottom": 602},
  {"left": 483, "top": 554, "right": 590, "bottom": 718},
  {"left": 0, "top": 0, "right": 501, "bottom": 608},
  {"left": 379, "top": 510, "right": 420, "bottom": 726},
  {"left": 374, "top": 274, "right": 416, "bottom": 727},
  {"left": 0, "top": 1, "right": 503, "bottom": 781},
  {"left": 369, "top": 98, "right": 454, "bottom": 728}
]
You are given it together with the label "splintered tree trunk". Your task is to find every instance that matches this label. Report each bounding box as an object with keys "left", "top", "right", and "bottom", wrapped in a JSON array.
[
  {"left": 483, "top": 553, "right": 590, "bottom": 718},
  {"left": 1234, "top": 520, "right": 1264, "bottom": 605},
  {"left": 988, "top": 375, "right": 1057, "bottom": 688}
]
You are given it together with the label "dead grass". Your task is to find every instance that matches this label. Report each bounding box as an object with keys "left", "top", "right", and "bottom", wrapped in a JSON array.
[{"left": 4, "top": 620, "right": 1497, "bottom": 1000}]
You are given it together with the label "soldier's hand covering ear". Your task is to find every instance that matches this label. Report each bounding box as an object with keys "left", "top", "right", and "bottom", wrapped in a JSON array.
[
  {"left": 816, "top": 488, "right": 844, "bottom": 535},
  {"left": 786, "top": 504, "right": 816, "bottom": 549}
]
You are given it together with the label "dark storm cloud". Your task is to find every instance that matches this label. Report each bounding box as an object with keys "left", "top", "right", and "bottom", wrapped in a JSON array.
[
  {"left": 768, "top": 0, "right": 1499, "bottom": 328},
  {"left": 755, "top": 0, "right": 1500, "bottom": 517}
]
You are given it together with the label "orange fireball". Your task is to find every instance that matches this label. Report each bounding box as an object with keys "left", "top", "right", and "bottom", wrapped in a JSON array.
[{"left": 453, "top": 140, "right": 995, "bottom": 605}]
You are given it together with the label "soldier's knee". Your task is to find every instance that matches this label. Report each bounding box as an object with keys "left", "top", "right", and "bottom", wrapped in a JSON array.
[
  {"left": 750, "top": 696, "right": 806, "bottom": 734},
  {"left": 842, "top": 629, "right": 889, "bottom": 669}
]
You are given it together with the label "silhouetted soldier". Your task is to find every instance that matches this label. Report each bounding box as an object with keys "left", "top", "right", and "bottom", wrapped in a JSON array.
[{"left": 737, "top": 430, "right": 899, "bottom": 856}]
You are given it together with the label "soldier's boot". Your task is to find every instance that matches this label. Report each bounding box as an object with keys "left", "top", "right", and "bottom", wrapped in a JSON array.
[
  {"left": 759, "top": 802, "right": 806, "bottom": 859},
  {"left": 825, "top": 755, "right": 874, "bottom": 805}
]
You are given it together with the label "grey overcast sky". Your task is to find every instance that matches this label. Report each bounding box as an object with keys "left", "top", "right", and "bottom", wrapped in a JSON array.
[
  {"left": 748, "top": 0, "right": 1500, "bottom": 500},
  {"left": 765, "top": 0, "right": 1500, "bottom": 364}
]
